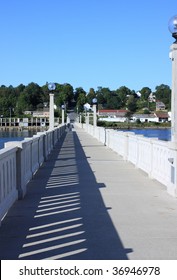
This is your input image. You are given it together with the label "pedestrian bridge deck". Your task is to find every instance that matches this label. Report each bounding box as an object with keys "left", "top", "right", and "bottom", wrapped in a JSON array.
[{"left": 0, "top": 125, "right": 177, "bottom": 260}]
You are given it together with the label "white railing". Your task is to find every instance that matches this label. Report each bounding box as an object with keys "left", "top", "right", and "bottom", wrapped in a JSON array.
[
  {"left": 76, "top": 123, "right": 177, "bottom": 197},
  {"left": 0, "top": 147, "right": 18, "bottom": 225},
  {"left": 0, "top": 125, "right": 66, "bottom": 225}
]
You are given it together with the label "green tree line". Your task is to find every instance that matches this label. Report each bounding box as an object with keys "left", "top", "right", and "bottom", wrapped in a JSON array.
[{"left": 0, "top": 82, "right": 171, "bottom": 117}]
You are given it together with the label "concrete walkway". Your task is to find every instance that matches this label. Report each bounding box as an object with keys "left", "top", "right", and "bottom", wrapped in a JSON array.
[{"left": 0, "top": 125, "right": 177, "bottom": 260}]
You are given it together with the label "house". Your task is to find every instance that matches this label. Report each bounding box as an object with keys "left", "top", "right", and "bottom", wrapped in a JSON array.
[
  {"left": 24, "top": 110, "right": 33, "bottom": 115},
  {"left": 156, "top": 101, "right": 166, "bottom": 111},
  {"left": 148, "top": 93, "right": 156, "bottom": 102},
  {"left": 32, "top": 109, "right": 50, "bottom": 118},
  {"left": 98, "top": 109, "right": 128, "bottom": 122},
  {"left": 132, "top": 114, "right": 158, "bottom": 123},
  {"left": 24, "top": 108, "right": 50, "bottom": 118},
  {"left": 98, "top": 109, "right": 128, "bottom": 117},
  {"left": 154, "top": 112, "right": 169, "bottom": 122},
  {"left": 96, "top": 109, "right": 170, "bottom": 123},
  {"left": 132, "top": 112, "right": 170, "bottom": 123},
  {"left": 83, "top": 103, "right": 91, "bottom": 111}
]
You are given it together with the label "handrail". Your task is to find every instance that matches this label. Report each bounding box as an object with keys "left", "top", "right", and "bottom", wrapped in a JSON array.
[
  {"left": 76, "top": 122, "right": 177, "bottom": 197},
  {"left": 0, "top": 125, "right": 66, "bottom": 225}
]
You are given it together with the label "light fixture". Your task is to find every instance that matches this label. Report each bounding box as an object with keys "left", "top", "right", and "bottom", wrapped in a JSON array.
[
  {"left": 48, "top": 83, "right": 56, "bottom": 130},
  {"left": 92, "top": 98, "right": 97, "bottom": 104},
  {"left": 48, "top": 83, "right": 56, "bottom": 91},
  {"left": 168, "top": 15, "right": 177, "bottom": 42}
]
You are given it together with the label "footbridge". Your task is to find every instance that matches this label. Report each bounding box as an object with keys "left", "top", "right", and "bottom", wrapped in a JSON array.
[{"left": 0, "top": 124, "right": 177, "bottom": 260}]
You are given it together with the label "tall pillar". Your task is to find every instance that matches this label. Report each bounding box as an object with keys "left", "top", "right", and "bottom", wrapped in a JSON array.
[
  {"left": 86, "top": 112, "right": 90, "bottom": 125},
  {"left": 93, "top": 104, "right": 97, "bottom": 127},
  {"left": 168, "top": 15, "right": 177, "bottom": 196},
  {"left": 49, "top": 93, "right": 54, "bottom": 130},
  {"left": 170, "top": 43, "right": 177, "bottom": 143},
  {"left": 62, "top": 109, "right": 65, "bottom": 125}
]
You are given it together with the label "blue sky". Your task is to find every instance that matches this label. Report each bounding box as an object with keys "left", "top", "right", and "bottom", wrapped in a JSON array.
[{"left": 0, "top": 0, "right": 176, "bottom": 92}]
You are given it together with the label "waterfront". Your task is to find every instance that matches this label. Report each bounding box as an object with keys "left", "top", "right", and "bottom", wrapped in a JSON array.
[
  {"left": 0, "top": 129, "right": 40, "bottom": 149},
  {"left": 118, "top": 128, "right": 171, "bottom": 141},
  {"left": 0, "top": 128, "right": 172, "bottom": 150}
]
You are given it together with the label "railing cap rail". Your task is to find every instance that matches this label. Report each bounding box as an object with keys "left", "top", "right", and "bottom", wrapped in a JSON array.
[{"left": 0, "top": 146, "right": 18, "bottom": 158}]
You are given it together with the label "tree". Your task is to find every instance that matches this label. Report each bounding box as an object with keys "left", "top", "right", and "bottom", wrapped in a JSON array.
[
  {"left": 126, "top": 95, "right": 137, "bottom": 112},
  {"left": 54, "top": 83, "right": 74, "bottom": 109},
  {"left": 74, "top": 87, "right": 86, "bottom": 102},
  {"left": 0, "top": 86, "right": 18, "bottom": 117},
  {"left": 96, "top": 87, "right": 117, "bottom": 109},
  {"left": 41, "top": 83, "right": 50, "bottom": 104},
  {"left": 136, "top": 99, "right": 148, "bottom": 111},
  {"left": 96, "top": 87, "right": 106, "bottom": 106},
  {"left": 140, "top": 87, "right": 151, "bottom": 100},
  {"left": 74, "top": 87, "right": 87, "bottom": 112},
  {"left": 106, "top": 93, "right": 122, "bottom": 109},
  {"left": 0, "top": 82, "right": 172, "bottom": 117},
  {"left": 116, "top": 86, "right": 132, "bottom": 108},
  {"left": 23, "top": 82, "right": 44, "bottom": 110},
  {"left": 154, "top": 84, "right": 171, "bottom": 110},
  {"left": 86, "top": 88, "right": 96, "bottom": 104},
  {"left": 61, "top": 83, "right": 74, "bottom": 107},
  {"left": 15, "top": 84, "right": 25, "bottom": 96}
]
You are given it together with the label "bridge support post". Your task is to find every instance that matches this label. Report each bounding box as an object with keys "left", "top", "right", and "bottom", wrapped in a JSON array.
[
  {"left": 62, "top": 108, "right": 65, "bottom": 125},
  {"left": 93, "top": 105, "right": 97, "bottom": 127},
  {"left": 169, "top": 36, "right": 177, "bottom": 195},
  {"left": 170, "top": 43, "right": 177, "bottom": 143},
  {"left": 49, "top": 93, "right": 54, "bottom": 130}
]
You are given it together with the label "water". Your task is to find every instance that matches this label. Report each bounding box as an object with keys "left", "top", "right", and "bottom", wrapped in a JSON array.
[
  {"left": 118, "top": 128, "right": 171, "bottom": 141},
  {"left": 0, "top": 128, "right": 171, "bottom": 150},
  {"left": 0, "top": 129, "right": 38, "bottom": 149}
]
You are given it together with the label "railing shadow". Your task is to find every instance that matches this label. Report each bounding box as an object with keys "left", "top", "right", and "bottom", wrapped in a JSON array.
[{"left": 0, "top": 129, "right": 132, "bottom": 260}]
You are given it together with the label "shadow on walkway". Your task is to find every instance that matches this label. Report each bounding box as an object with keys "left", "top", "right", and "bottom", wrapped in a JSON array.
[{"left": 0, "top": 130, "right": 132, "bottom": 260}]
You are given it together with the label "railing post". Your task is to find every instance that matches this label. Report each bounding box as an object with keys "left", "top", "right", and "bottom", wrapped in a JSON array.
[
  {"left": 0, "top": 147, "right": 18, "bottom": 224},
  {"left": 0, "top": 125, "right": 67, "bottom": 223},
  {"left": 148, "top": 138, "right": 155, "bottom": 179},
  {"left": 123, "top": 133, "right": 129, "bottom": 161},
  {"left": 167, "top": 142, "right": 177, "bottom": 196}
]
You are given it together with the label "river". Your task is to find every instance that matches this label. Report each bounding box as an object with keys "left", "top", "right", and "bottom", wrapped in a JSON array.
[
  {"left": 0, "top": 128, "right": 172, "bottom": 150},
  {"left": 0, "top": 129, "right": 39, "bottom": 149},
  {"left": 118, "top": 128, "right": 171, "bottom": 141}
]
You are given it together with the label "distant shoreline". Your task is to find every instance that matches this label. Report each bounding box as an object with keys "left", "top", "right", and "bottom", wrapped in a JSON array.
[
  {"left": 97, "top": 121, "right": 171, "bottom": 130},
  {"left": 0, "top": 126, "right": 48, "bottom": 131},
  {"left": 100, "top": 125, "right": 171, "bottom": 130},
  {"left": 117, "top": 126, "right": 171, "bottom": 130}
]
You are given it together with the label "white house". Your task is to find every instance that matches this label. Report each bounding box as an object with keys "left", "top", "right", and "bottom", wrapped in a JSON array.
[
  {"left": 132, "top": 114, "right": 158, "bottom": 123},
  {"left": 132, "top": 112, "right": 170, "bottom": 123},
  {"left": 98, "top": 109, "right": 128, "bottom": 122}
]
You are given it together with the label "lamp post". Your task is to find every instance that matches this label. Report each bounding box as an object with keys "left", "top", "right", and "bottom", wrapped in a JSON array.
[
  {"left": 48, "top": 82, "right": 56, "bottom": 130},
  {"left": 92, "top": 98, "right": 97, "bottom": 127},
  {"left": 169, "top": 15, "right": 177, "bottom": 143},
  {"left": 61, "top": 105, "right": 65, "bottom": 125}
]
